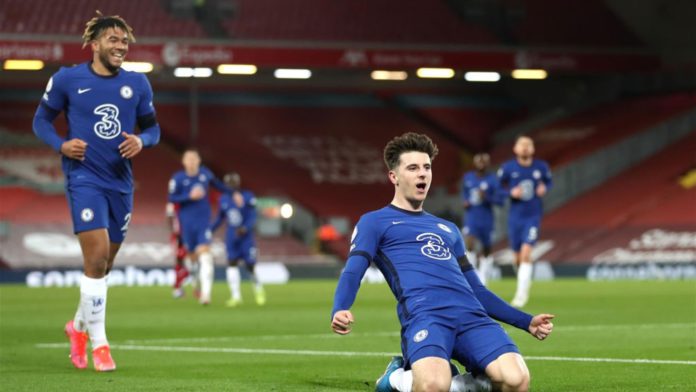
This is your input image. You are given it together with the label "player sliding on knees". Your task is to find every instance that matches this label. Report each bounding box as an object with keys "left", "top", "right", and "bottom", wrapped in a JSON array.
[
  {"left": 331, "top": 133, "right": 554, "bottom": 392},
  {"left": 32, "top": 11, "right": 161, "bottom": 371}
]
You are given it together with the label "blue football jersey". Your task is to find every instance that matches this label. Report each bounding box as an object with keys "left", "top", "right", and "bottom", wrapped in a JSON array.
[
  {"left": 461, "top": 171, "right": 498, "bottom": 227},
  {"left": 497, "top": 158, "right": 552, "bottom": 220},
  {"left": 40, "top": 62, "right": 156, "bottom": 193},
  {"left": 168, "top": 166, "right": 227, "bottom": 228},
  {"left": 216, "top": 190, "right": 257, "bottom": 237},
  {"left": 350, "top": 205, "right": 488, "bottom": 323}
]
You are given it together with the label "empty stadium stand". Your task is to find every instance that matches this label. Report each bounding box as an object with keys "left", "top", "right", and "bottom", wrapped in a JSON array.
[
  {"left": 489, "top": 93, "right": 696, "bottom": 167},
  {"left": 0, "top": 0, "right": 205, "bottom": 38},
  {"left": 541, "top": 131, "right": 696, "bottom": 264},
  {"left": 1, "top": 0, "right": 642, "bottom": 48}
]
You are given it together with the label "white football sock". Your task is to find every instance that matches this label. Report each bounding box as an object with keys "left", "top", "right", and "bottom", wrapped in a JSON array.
[
  {"left": 478, "top": 256, "right": 494, "bottom": 286},
  {"left": 199, "top": 252, "right": 214, "bottom": 302},
  {"left": 515, "top": 262, "right": 533, "bottom": 300},
  {"left": 389, "top": 368, "right": 413, "bottom": 392},
  {"left": 80, "top": 275, "right": 108, "bottom": 348},
  {"left": 226, "top": 266, "right": 241, "bottom": 300},
  {"left": 73, "top": 301, "right": 85, "bottom": 332},
  {"left": 251, "top": 270, "right": 263, "bottom": 292}
]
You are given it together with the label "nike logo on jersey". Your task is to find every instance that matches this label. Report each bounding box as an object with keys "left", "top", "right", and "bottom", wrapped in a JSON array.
[
  {"left": 78, "top": 88, "right": 92, "bottom": 94},
  {"left": 392, "top": 221, "right": 404, "bottom": 225}
]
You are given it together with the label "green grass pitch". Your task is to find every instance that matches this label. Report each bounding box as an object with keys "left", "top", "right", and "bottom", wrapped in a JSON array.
[{"left": 1, "top": 279, "right": 695, "bottom": 391}]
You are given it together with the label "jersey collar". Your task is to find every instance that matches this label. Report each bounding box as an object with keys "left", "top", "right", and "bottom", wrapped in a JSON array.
[{"left": 388, "top": 204, "right": 424, "bottom": 216}]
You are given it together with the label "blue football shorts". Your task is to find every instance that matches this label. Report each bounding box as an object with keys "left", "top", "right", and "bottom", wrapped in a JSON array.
[
  {"left": 66, "top": 184, "right": 133, "bottom": 243},
  {"left": 402, "top": 311, "right": 519, "bottom": 375},
  {"left": 508, "top": 218, "right": 540, "bottom": 252}
]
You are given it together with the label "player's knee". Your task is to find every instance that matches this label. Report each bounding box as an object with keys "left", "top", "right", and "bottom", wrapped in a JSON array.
[
  {"left": 413, "top": 375, "right": 450, "bottom": 392},
  {"left": 502, "top": 368, "right": 529, "bottom": 392}
]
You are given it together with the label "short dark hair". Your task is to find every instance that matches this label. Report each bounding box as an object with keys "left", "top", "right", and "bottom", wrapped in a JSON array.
[
  {"left": 383, "top": 132, "right": 439, "bottom": 170},
  {"left": 82, "top": 11, "right": 135, "bottom": 48}
]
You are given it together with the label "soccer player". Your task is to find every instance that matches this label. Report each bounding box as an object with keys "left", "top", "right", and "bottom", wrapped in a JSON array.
[
  {"left": 461, "top": 153, "right": 500, "bottom": 285},
  {"left": 211, "top": 172, "right": 265, "bottom": 307},
  {"left": 166, "top": 202, "right": 190, "bottom": 298},
  {"left": 168, "top": 148, "right": 227, "bottom": 305},
  {"left": 498, "top": 135, "right": 552, "bottom": 308},
  {"left": 331, "top": 133, "right": 554, "bottom": 392},
  {"left": 32, "top": 12, "right": 160, "bottom": 372}
]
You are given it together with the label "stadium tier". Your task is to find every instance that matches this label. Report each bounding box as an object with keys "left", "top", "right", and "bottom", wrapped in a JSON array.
[
  {"left": 489, "top": 93, "right": 696, "bottom": 167},
  {"left": 222, "top": 0, "right": 497, "bottom": 44},
  {"left": 190, "top": 103, "right": 463, "bottom": 221},
  {"left": 1, "top": 0, "right": 641, "bottom": 48},
  {"left": 541, "top": 131, "right": 696, "bottom": 265},
  {"left": 409, "top": 102, "right": 524, "bottom": 151},
  {"left": 0, "top": 0, "right": 205, "bottom": 38}
]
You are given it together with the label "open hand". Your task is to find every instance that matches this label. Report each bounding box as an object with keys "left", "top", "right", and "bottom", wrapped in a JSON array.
[{"left": 119, "top": 131, "right": 143, "bottom": 159}]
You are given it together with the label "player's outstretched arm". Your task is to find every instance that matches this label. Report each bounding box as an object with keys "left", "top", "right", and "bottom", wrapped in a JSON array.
[
  {"left": 331, "top": 310, "right": 354, "bottom": 335},
  {"left": 460, "top": 261, "right": 533, "bottom": 331},
  {"left": 330, "top": 255, "right": 370, "bottom": 335},
  {"left": 528, "top": 313, "right": 554, "bottom": 340}
]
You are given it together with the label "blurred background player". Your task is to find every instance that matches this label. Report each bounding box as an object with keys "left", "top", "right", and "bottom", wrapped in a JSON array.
[
  {"left": 31, "top": 11, "right": 160, "bottom": 371},
  {"left": 168, "top": 148, "right": 228, "bottom": 305},
  {"left": 165, "top": 201, "right": 190, "bottom": 298},
  {"left": 498, "top": 135, "right": 553, "bottom": 308},
  {"left": 461, "top": 153, "right": 500, "bottom": 285},
  {"left": 211, "top": 172, "right": 265, "bottom": 306}
]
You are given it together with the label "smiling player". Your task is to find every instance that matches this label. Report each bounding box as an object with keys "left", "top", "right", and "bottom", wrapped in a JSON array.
[{"left": 32, "top": 11, "right": 160, "bottom": 372}]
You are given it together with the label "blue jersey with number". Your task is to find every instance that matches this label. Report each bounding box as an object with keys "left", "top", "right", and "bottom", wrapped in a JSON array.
[
  {"left": 497, "top": 159, "right": 552, "bottom": 220},
  {"left": 168, "top": 166, "right": 227, "bottom": 229},
  {"left": 40, "top": 62, "right": 155, "bottom": 193},
  {"left": 350, "top": 205, "right": 488, "bottom": 324},
  {"left": 214, "top": 190, "right": 257, "bottom": 239},
  {"left": 461, "top": 171, "right": 499, "bottom": 227}
]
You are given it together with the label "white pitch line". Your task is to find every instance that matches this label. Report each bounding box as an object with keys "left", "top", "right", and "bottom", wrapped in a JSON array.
[
  {"left": 35, "top": 343, "right": 696, "bottom": 366},
  {"left": 121, "top": 331, "right": 399, "bottom": 344},
  {"left": 118, "top": 323, "right": 695, "bottom": 344},
  {"left": 557, "top": 322, "right": 695, "bottom": 332}
]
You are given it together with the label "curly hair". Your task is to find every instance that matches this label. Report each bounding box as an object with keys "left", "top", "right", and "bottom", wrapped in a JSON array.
[
  {"left": 383, "top": 132, "right": 439, "bottom": 170},
  {"left": 81, "top": 10, "right": 135, "bottom": 48}
]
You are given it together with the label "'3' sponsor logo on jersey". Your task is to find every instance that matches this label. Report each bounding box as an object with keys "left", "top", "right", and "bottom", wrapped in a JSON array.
[
  {"left": 93, "top": 104, "right": 121, "bottom": 140},
  {"left": 416, "top": 232, "right": 452, "bottom": 261}
]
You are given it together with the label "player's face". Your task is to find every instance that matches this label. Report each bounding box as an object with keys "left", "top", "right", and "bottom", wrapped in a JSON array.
[
  {"left": 93, "top": 27, "right": 129, "bottom": 73},
  {"left": 391, "top": 151, "right": 432, "bottom": 205},
  {"left": 473, "top": 153, "right": 490, "bottom": 171},
  {"left": 225, "top": 174, "right": 240, "bottom": 189},
  {"left": 182, "top": 151, "right": 201, "bottom": 173},
  {"left": 514, "top": 137, "right": 535, "bottom": 160}
]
